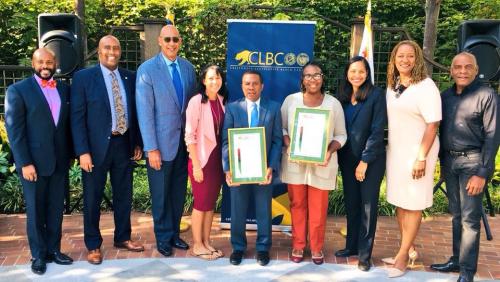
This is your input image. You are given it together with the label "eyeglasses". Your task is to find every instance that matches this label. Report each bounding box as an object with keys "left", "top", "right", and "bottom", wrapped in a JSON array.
[
  {"left": 163, "top": 36, "right": 180, "bottom": 43},
  {"left": 303, "top": 73, "right": 323, "bottom": 81}
]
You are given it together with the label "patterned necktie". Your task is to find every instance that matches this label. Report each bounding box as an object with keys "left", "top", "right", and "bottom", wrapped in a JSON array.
[
  {"left": 110, "top": 72, "right": 127, "bottom": 134},
  {"left": 170, "top": 62, "right": 184, "bottom": 106},
  {"left": 250, "top": 102, "right": 259, "bottom": 127}
]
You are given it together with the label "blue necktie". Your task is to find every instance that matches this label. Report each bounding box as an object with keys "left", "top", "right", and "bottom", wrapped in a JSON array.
[
  {"left": 170, "top": 62, "right": 184, "bottom": 106},
  {"left": 250, "top": 102, "right": 259, "bottom": 127}
]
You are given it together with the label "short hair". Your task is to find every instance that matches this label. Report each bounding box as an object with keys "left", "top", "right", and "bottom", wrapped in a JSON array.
[
  {"left": 242, "top": 70, "right": 263, "bottom": 83},
  {"left": 387, "top": 40, "right": 427, "bottom": 89},
  {"left": 451, "top": 51, "right": 478, "bottom": 69},
  {"left": 300, "top": 61, "right": 326, "bottom": 94}
]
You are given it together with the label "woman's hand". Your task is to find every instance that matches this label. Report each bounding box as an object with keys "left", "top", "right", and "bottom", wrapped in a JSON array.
[
  {"left": 355, "top": 161, "right": 368, "bottom": 182},
  {"left": 193, "top": 166, "right": 204, "bottom": 183},
  {"left": 412, "top": 159, "right": 426, "bottom": 179}
]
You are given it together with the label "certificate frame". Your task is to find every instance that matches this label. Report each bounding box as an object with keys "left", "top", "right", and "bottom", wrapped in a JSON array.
[
  {"left": 289, "top": 107, "right": 330, "bottom": 164},
  {"left": 228, "top": 127, "right": 267, "bottom": 184}
]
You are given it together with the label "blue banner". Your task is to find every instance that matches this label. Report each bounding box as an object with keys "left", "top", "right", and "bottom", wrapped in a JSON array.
[{"left": 221, "top": 19, "right": 316, "bottom": 230}]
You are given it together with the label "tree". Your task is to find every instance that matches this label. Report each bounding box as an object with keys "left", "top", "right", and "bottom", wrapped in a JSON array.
[{"left": 423, "top": 0, "right": 442, "bottom": 76}]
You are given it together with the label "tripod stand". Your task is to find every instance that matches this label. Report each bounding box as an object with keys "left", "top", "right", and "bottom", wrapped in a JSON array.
[{"left": 433, "top": 179, "right": 495, "bottom": 241}]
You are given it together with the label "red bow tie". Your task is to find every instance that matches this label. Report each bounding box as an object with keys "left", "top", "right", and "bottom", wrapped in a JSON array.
[{"left": 41, "top": 79, "right": 57, "bottom": 89}]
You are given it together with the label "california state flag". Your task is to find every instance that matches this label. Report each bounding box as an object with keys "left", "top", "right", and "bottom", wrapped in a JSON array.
[{"left": 359, "top": 0, "right": 375, "bottom": 82}]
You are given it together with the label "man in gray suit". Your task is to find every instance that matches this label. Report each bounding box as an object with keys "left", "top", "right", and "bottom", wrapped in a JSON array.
[{"left": 136, "top": 23, "right": 197, "bottom": 256}]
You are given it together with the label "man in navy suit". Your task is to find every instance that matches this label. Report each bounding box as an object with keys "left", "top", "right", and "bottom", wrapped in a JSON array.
[
  {"left": 222, "top": 70, "right": 283, "bottom": 266},
  {"left": 5, "top": 48, "right": 73, "bottom": 274},
  {"left": 71, "top": 35, "right": 144, "bottom": 265},
  {"left": 136, "top": 23, "right": 197, "bottom": 256}
]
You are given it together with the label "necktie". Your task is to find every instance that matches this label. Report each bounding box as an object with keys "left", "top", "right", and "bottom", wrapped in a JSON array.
[
  {"left": 110, "top": 72, "right": 127, "bottom": 134},
  {"left": 41, "top": 79, "right": 56, "bottom": 89},
  {"left": 250, "top": 102, "right": 259, "bottom": 127},
  {"left": 170, "top": 62, "right": 184, "bottom": 106}
]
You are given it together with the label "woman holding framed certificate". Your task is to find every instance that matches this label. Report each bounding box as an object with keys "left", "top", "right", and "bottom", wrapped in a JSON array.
[
  {"left": 384, "top": 41, "right": 441, "bottom": 278},
  {"left": 336, "top": 56, "right": 387, "bottom": 272},
  {"left": 280, "top": 62, "right": 347, "bottom": 265},
  {"left": 185, "top": 65, "right": 227, "bottom": 260}
]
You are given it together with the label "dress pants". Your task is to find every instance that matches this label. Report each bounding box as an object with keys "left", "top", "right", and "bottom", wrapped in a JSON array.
[
  {"left": 82, "top": 134, "right": 133, "bottom": 250},
  {"left": 340, "top": 154, "right": 385, "bottom": 261},
  {"left": 21, "top": 168, "right": 66, "bottom": 259},
  {"left": 147, "top": 136, "right": 188, "bottom": 248},
  {"left": 442, "top": 152, "right": 484, "bottom": 276},
  {"left": 230, "top": 184, "right": 273, "bottom": 252},
  {"left": 288, "top": 184, "right": 329, "bottom": 253}
]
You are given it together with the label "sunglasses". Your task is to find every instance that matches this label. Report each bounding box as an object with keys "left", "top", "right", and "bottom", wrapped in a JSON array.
[{"left": 163, "top": 36, "right": 180, "bottom": 43}]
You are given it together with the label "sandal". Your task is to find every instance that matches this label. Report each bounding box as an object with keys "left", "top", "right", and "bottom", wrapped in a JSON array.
[
  {"left": 291, "top": 249, "right": 304, "bottom": 263},
  {"left": 311, "top": 251, "right": 324, "bottom": 265},
  {"left": 189, "top": 249, "right": 217, "bottom": 260},
  {"left": 211, "top": 249, "right": 224, "bottom": 258}
]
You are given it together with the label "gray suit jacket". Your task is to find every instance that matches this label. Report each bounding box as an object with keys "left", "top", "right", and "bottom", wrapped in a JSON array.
[{"left": 136, "top": 53, "right": 197, "bottom": 161}]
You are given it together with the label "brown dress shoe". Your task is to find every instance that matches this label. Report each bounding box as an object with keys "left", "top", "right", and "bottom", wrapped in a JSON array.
[
  {"left": 114, "top": 240, "right": 145, "bottom": 252},
  {"left": 87, "top": 249, "right": 102, "bottom": 265}
]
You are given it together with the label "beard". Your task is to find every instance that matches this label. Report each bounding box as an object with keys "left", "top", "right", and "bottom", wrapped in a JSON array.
[{"left": 34, "top": 67, "right": 55, "bottom": 80}]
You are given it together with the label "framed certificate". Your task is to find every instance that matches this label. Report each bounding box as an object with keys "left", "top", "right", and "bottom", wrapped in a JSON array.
[
  {"left": 228, "top": 127, "right": 267, "bottom": 184},
  {"left": 289, "top": 108, "right": 330, "bottom": 163}
]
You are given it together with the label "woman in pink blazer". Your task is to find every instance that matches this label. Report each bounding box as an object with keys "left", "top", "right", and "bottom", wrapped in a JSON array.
[{"left": 185, "top": 65, "right": 227, "bottom": 260}]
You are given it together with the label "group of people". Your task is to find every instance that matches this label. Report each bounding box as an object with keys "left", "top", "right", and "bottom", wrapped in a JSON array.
[{"left": 4, "top": 20, "right": 497, "bottom": 282}]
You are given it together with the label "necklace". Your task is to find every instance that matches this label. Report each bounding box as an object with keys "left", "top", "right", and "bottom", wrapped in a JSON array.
[{"left": 210, "top": 99, "right": 222, "bottom": 135}]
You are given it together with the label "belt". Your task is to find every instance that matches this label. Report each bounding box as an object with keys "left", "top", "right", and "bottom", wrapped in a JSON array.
[
  {"left": 447, "top": 149, "right": 480, "bottom": 157},
  {"left": 111, "top": 130, "right": 128, "bottom": 138}
]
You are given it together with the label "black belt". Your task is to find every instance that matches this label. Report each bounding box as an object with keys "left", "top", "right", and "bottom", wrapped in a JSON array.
[{"left": 447, "top": 149, "right": 480, "bottom": 157}]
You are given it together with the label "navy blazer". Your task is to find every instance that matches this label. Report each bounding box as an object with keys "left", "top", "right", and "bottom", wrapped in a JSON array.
[
  {"left": 222, "top": 97, "right": 283, "bottom": 175},
  {"left": 71, "top": 65, "right": 142, "bottom": 166},
  {"left": 5, "top": 77, "right": 72, "bottom": 176},
  {"left": 338, "top": 87, "right": 387, "bottom": 164}
]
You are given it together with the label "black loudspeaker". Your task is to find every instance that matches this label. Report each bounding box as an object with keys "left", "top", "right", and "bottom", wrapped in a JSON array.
[
  {"left": 38, "top": 13, "right": 83, "bottom": 77},
  {"left": 458, "top": 20, "right": 500, "bottom": 82}
]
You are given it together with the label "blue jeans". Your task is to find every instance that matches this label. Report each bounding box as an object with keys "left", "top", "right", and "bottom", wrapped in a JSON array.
[{"left": 442, "top": 152, "right": 484, "bottom": 276}]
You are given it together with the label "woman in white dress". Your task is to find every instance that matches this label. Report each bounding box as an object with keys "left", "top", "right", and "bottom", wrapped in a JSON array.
[{"left": 384, "top": 40, "right": 441, "bottom": 278}]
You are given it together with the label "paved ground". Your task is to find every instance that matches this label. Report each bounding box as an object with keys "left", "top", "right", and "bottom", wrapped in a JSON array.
[{"left": 0, "top": 212, "right": 499, "bottom": 281}]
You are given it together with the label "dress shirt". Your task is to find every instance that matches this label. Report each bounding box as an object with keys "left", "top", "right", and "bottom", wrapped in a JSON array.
[
  {"left": 245, "top": 98, "right": 260, "bottom": 126},
  {"left": 100, "top": 64, "right": 128, "bottom": 131},
  {"left": 440, "top": 78, "right": 499, "bottom": 178},
  {"left": 161, "top": 54, "right": 184, "bottom": 83},
  {"left": 34, "top": 75, "right": 60, "bottom": 125}
]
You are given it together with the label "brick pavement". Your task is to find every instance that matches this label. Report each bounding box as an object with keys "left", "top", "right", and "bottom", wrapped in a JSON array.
[{"left": 0, "top": 212, "right": 498, "bottom": 280}]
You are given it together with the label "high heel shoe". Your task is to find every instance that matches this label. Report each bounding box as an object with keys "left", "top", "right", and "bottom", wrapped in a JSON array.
[
  {"left": 311, "top": 251, "right": 324, "bottom": 265},
  {"left": 408, "top": 248, "right": 419, "bottom": 267},
  {"left": 387, "top": 267, "right": 407, "bottom": 278},
  {"left": 290, "top": 249, "right": 304, "bottom": 263},
  {"left": 381, "top": 257, "right": 396, "bottom": 265}
]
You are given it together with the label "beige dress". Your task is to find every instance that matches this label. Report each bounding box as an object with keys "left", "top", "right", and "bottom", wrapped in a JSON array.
[
  {"left": 386, "top": 77, "right": 442, "bottom": 210},
  {"left": 280, "top": 92, "right": 347, "bottom": 190}
]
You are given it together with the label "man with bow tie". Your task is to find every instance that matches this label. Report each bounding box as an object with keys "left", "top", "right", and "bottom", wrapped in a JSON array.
[
  {"left": 71, "top": 35, "right": 144, "bottom": 265},
  {"left": 5, "top": 48, "right": 73, "bottom": 275}
]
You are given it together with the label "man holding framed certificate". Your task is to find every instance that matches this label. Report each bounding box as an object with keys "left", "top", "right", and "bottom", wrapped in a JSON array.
[{"left": 222, "top": 70, "right": 283, "bottom": 266}]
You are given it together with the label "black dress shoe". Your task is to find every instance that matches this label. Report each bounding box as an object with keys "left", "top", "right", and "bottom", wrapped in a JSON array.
[
  {"left": 46, "top": 252, "right": 73, "bottom": 265},
  {"left": 334, "top": 249, "right": 358, "bottom": 257},
  {"left": 358, "top": 260, "right": 371, "bottom": 271},
  {"left": 31, "top": 258, "right": 46, "bottom": 275},
  {"left": 256, "top": 251, "right": 270, "bottom": 266},
  {"left": 230, "top": 250, "right": 244, "bottom": 265},
  {"left": 157, "top": 245, "right": 173, "bottom": 257},
  {"left": 171, "top": 237, "right": 189, "bottom": 250},
  {"left": 430, "top": 259, "right": 460, "bottom": 272}
]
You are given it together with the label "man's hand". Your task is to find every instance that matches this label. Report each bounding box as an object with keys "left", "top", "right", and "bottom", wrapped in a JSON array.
[
  {"left": 466, "top": 175, "right": 486, "bottom": 196},
  {"left": 22, "top": 165, "right": 37, "bottom": 182},
  {"left": 148, "top": 149, "right": 162, "bottom": 170},
  {"left": 79, "top": 153, "right": 93, "bottom": 172},
  {"left": 260, "top": 168, "right": 273, "bottom": 185},
  {"left": 355, "top": 161, "right": 368, "bottom": 182},
  {"left": 131, "top": 146, "right": 143, "bottom": 161},
  {"left": 225, "top": 171, "right": 240, "bottom": 187}
]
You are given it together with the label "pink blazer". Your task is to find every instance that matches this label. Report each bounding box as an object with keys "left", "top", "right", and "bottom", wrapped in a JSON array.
[{"left": 185, "top": 93, "right": 225, "bottom": 168}]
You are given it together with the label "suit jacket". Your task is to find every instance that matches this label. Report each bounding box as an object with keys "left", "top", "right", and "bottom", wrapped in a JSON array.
[
  {"left": 222, "top": 97, "right": 283, "bottom": 176},
  {"left": 5, "top": 76, "right": 72, "bottom": 176},
  {"left": 136, "top": 54, "right": 197, "bottom": 161},
  {"left": 185, "top": 94, "right": 225, "bottom": 168},
  {"left": 70, "top": 64, "right": 142, "bottom": 166},
  {"left": 338, "top": 86, "right": 387, "bottom": 165}
]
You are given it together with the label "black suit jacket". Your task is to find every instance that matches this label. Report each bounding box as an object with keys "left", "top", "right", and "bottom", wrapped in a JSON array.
[
  {"left": 70, "top": 64, "right": 142, "bottom": 166},
  {"left": 5, "top": 77, "right": 72, "bottom": 176},
  {"left": 338, "top": 87, "right": 387, "bottom": 165}
]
